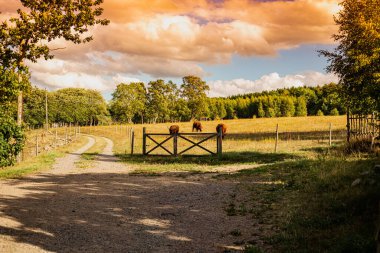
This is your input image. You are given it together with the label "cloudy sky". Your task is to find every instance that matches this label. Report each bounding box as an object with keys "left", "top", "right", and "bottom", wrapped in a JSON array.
[{"left": 1, "top": 0, "right": 341, "bottom": 98}]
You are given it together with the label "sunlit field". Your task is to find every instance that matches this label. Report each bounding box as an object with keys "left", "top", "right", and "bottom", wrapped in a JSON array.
[{"left": 80, "top": 115, "right": 346, "bottom": 157}]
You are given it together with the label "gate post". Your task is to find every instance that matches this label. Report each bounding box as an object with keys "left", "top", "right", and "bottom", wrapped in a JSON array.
[
  {"left": 217, "top": 127, "right": 223, "bottom": 156},
  {"left": 131, "top": 128, "right": 135, "bottom": 155},
  {"left": 143, "top": 127, "right": 146, "bottom": 155},
  {"left": 173, "top": 133, "right": 178, "bottom": 156}
]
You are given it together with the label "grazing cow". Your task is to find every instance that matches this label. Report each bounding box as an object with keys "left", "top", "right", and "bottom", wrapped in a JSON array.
[
  {"left": 192, "top": 121, "right": 203, "bottom": 132},
  {"left": 216, "top": 123, "right": 227, "bottom": 139},
  {"left": 169, "top": 125, "right": 179, "bottom": 134}
]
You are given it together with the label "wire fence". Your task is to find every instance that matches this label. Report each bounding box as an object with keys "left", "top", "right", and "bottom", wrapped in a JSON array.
[
  {"left": 20, "top": 126, "right": 81, "bottom": 162},
  {"left": 79, "top": 123, "right": 347, "bottom": 156}
]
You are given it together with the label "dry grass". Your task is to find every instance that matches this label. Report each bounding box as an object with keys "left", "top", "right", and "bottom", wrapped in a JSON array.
[{"left": 79, "top": 116, "right": 346, "bottom": 157}]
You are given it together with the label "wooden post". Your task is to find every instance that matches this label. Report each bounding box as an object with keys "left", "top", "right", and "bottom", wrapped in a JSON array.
[
  {"left": 142, "top": 127, "right": 146, "bottom": 155},
  {"left": 173, "top": 133, "right": 178, "bottom": 156},
  {"left": 346, "top": 110, "right": 350, "bottom": 143},
  {"left": 329, "top": 123, "right": 332, "bottom": 146},
  {"left": 65, "top": 127, "right": 68, "bottom": 144},
  {"left": 131, "top": 129, "right": 135, "bottom": 155},
  {"left": 275, "top": 124, "right": 279, "bottom": 153},
  {"left": 217, "top": 127, "right": 223, "bottom": 156},
  {"left": 35, "top": 135, "right": 39, "bottom": 156},
  {"left": 45, "top": 88, "right": 48, "bottom": 131},
  {"left": 55, "top": 129, "right": 58, "bottom": 147},
  {"left": 17, "top": 92, "right": 23, "bottom": 126}
]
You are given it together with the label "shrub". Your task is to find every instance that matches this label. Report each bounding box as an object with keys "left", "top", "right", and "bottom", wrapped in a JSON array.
[{"left": 0, "top": 116, "right": 25, "bottom": 167}]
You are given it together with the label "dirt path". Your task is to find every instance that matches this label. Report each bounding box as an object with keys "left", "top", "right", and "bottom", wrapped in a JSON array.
[{"left": 0, "top": 136, "right": 261, "bottom": 252}]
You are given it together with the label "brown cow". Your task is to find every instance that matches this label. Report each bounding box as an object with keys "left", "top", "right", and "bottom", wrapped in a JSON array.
[
  {"left": 192, "top": 121, "right": 203, "bottom": 132},
  {"left": 216, "top": 123, "right": 227, "bottom": 139},
  {"left": 169, "top": 125, "right": 179, "bottom": 134}
]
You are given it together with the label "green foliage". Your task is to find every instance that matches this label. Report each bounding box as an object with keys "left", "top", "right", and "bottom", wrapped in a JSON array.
[
  {"left": 319, "top": 0, "right": 380, "bottom": 113},
  {"left": 22, "top": 87, "right": 110, "bottom": 126},
  {"left": 0, "top": 116, "right": 25, "bottom": 167},
  {"left": 295, "top": 96, "right": 308, "bottom": 116},
  {"left": 52, "top": 88, "right": 109, "bottom": 125},
  {"left": 316, "top": 110, "right": 324, "bottom": 116},
  {"left": 181, "top": 76, "right": 210, "bottom": 119},
  {"left": 330, "top": 108, "right": 340, "bottom": 116},
  {"left": 109, "top": 82, "right": 146, "bottom": 123},
  {"left": 0, "top": 67, "right": 30, "bottom": 117},
  {"left": 0, "top": 0, "right": 109, "bottom": 69},
  {"left": 146, "top": 80, "right": 178, "bottom": 123},
  {"left": 258, "top": 101, "right": 265, "bottom": 118}
]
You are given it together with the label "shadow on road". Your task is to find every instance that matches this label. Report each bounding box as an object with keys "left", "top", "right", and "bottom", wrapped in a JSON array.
[{"left": 0, "top": 172, "right": 252, "bottom": 252}]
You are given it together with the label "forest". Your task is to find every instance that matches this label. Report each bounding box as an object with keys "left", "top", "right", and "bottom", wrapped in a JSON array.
[{"left": 2, "top": 76, "right": 345, "bottom": 128}]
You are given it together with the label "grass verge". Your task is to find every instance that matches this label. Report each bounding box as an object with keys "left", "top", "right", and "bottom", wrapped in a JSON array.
[
  {"left": 219, "top": 151, "right": 380, "bottom": 252},
  {"left": 0, "top": 135, "right": 89, "bottom": 179}
]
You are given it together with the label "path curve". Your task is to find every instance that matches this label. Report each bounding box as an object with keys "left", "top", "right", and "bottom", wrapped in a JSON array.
[
  {"left": 82, "top": 136, "right": 130, "bottom": 173},
  {"left": 49, "top": 136, "right": 96, "bottom": 175}
]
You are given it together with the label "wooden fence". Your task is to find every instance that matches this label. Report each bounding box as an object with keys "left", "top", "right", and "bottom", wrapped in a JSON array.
[
  {"left": 142, "top": 127, "right": 223, "bottom": 156},
  {"left": 347, "top": 112, "right": 380, "bottom": 143}
]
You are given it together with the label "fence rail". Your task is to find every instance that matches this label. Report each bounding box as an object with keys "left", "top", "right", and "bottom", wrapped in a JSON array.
[
  {"left": 142, "top": 127, "right": 222, "bottom": 156},
  {"left": 19, "top": 126, "right": 81, "bottom": 163}
]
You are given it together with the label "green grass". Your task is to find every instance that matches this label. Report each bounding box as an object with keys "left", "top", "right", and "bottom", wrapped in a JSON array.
[
  {"left": 0, "top": 135, "right": 89, "bottom": 179},
  {"left": 117, "top": 151, "right": 301, "bottom": 174},
  {"left": 75, "top": 135, "right": 106, "bottom": 169},
  {"left": 220, "top": 152, "right": 380, "bottom": 253},
  {"left": 0, "top": 152, "right": 60, "bottom": 179}
]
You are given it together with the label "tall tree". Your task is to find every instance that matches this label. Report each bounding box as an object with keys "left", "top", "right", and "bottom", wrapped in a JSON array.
[
  {"left": 319, "top": 0, "right": 380, "bottom": 113},
  {"left": 180, "top": 76, "right": 210, "bottom": 119},
  {"left": 295, "top": 96, "right": 308, "bottom": 117},
  {"left": 146, "top": 80, "right": 178, "bottom": 123},
  {"left": 109, "top": 83, "right": 147, "bottom": 123}
]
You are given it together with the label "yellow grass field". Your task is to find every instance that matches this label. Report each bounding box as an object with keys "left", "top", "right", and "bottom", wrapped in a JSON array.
[{"left": 80, "top": 116, "right": 346, "bottom": 156}]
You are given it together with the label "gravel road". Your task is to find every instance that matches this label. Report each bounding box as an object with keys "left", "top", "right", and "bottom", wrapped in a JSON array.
[{"left": 0, "top": 136, "right": 260, "bottom": 252}]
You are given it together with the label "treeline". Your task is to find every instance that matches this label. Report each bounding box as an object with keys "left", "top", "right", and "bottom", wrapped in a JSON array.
[
  {"left": 14, "top": 87, "right": 109, "bottom": 127},
  {"left": 12, "top": 77, "right": 345, "bottom": 127},
  {"left": 213, "top": 83, "right": 345, "bottom": 120}
]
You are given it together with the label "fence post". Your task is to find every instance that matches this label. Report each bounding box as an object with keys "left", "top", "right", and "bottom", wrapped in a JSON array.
[
  {"left": 173, "top": 133, "right": 178, "bottom": 156},
  {"left": 142, "top": 127, "right": 146, "bottom": 155},
  {"left": 65, "top": 127, "right": 68, "bottom": 144},
  {"left": 217, "top": 127, "right": 223, "bottom": 157},
  {"left": 131, "top": 128, "right": 135, "bottom": 155},
  {"left": 35, "top": 135, "right": 39, "bottom": 156},
  {"left": 275, "top": 124, "right": 279, "bottom": 153},
  {"left": 346, "top": 110, "right": 350, "bottom": 143},
  {"left": 329, "top": 123, "right": 332, "bottom": 146}
]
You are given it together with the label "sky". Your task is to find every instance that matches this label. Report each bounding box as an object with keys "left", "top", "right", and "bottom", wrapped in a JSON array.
[{"left": 0, "top": 0, "right": 341, "bottom": 99}]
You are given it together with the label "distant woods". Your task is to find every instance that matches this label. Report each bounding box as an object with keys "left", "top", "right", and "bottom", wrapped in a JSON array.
[{"left": 11, "top": 76, "right": 346, "bottom": 127}]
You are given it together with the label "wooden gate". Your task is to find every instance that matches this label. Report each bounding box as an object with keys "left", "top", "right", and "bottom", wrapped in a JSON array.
[
  {"left": 347, "top": 112, "right": 380, "bottom": 142},
  {"left": 142, "top": 127, "right": 223, "bottom": 156}
]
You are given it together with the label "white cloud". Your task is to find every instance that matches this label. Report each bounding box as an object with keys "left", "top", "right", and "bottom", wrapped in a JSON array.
[
  {"left": 207, "top": 71, "right": 339, "bottom": 97},
  {"left": 112, "top": 74, "right": 141, "bottom": 84}
]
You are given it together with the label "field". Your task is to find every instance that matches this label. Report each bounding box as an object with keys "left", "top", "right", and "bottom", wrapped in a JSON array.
[
  {"left": 1, "top": 115, "right": 379, "bottom": 252},
  {"left": 81, "top": 115, "right": 347, "bottom": 156}
]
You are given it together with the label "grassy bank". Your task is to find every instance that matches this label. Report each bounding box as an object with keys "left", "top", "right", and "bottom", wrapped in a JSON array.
[
  {"left": 221, "top": 151, "right": 380, "bottom": 252},
  {"left": 0, "top": 135, "right": 88, "bottom": 179}
]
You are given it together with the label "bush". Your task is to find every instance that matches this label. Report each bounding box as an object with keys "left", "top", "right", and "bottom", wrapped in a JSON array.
[
  {"left": 0, "top": 116, "right": 25, "bottom": 167},
  {"left": 330, "top": 108, "right": 340, "bottom": 116}
]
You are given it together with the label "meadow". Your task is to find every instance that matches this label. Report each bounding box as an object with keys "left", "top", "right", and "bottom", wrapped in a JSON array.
[{"left": 1, "top": 115, "right": 379, "bottom": 252}]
